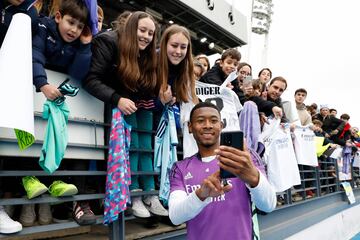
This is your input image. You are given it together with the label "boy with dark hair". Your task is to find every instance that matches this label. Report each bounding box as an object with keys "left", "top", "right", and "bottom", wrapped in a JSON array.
[
  {"left": 32, "top": 0, "right": 91, "bottom": 100},
  {"left": 29, "top": 0, "right": 95, "bottom": 226},
  {"left": 339, "top": 113, "right": 352, "bottom": 145},
  {"left": 199, "top": 48, "right": 241, "bottom": 86},
  {"left": 294, "top": 88, "right": 312, "bottom": 126},
  {"left": 313, "top": 119, "right": 333, "bottom": 145},
  {"left": 330, "top": 108, "right": 337, "bottom": 117}
]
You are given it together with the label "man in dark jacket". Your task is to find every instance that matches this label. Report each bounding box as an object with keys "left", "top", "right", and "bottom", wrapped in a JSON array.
[{"left": 313, "top": 105, "right": 345, "bottom": 145}]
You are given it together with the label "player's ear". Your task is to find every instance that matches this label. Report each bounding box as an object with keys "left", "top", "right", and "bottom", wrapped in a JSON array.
[
  {"left": 188, "top": 121, "right": 192, "bottom": 134},
  {"left": 220, "top": 121, "right": 224, "bottom": 130}
]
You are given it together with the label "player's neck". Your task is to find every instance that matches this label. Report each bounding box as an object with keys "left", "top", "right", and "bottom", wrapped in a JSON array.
[{"left": 198, "top": 143, "right": 219, "bottom": 158}]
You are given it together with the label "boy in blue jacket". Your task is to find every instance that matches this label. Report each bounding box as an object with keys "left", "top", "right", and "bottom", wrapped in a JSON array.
[
  {"left": 32, "top": 0, "right": 92, "bottom": 100},
  {"left": 0, "top": 0, "right": 38, "bottom": 47},
  {"left": 30, "top": 0, "right": 96, "bottom": 226}
]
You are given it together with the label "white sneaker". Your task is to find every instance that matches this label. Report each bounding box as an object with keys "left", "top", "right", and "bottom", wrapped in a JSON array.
[
  {"left": 0, "top": 206, "right": 22, "bottom": 234},
  {"left": 132, "top": 196, "right": 151, "bottom": 218},
  {"left": 143, "top": 195, "right": 168, "bottom": 216},
  {"left": 19, "top": 204, "right": 36, "bottom": 227}
]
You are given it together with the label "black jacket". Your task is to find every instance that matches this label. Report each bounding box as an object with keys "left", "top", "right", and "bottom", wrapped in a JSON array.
[
  {"left": 83, "top": 31, "right": 159, "bottom": 109},
  {"left": 318, "top": 115, "right": 345, "bottom": 134},
  {"left": 83, "top": 31, "right": 121, "bottom": 106},
  {"left": 199, "top": 63, "right": 226, "bottom": 86},
  {"left": 231, "top": 81, "right": 278, "bottom": 119}
]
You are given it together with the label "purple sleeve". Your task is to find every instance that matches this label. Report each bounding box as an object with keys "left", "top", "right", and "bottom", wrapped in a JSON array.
[{"left": 170, "top": 163, "right": 186, "bottom": 193}]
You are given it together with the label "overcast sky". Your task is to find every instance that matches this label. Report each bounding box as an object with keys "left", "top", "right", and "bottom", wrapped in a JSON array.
[{"left": 244, "top": 0, "right": 360, "bottom": 126}]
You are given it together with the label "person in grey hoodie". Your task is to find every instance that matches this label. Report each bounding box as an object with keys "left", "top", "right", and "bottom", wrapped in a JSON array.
[{"left": 294, "top": 88, "right": 312, "bottom": 126}]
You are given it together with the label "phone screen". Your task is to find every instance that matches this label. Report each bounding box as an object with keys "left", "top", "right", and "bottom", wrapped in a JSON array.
[
  {"left": 219, "top": 131, "right": 244, "bottom": 179},
  {"left": 242, "top": 76, "right": 253, "bottom": 88}
]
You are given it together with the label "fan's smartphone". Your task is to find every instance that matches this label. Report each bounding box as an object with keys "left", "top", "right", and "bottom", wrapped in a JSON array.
[
  {"left": 242, "top": 75, "right": 253, "bottom": 88},
  {"left": 219, "top": 131, "right": 244, "bottom": 179}
]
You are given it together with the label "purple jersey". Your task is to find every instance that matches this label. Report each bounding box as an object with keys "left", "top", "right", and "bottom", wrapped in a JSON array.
[{"left": 170, "top": 154, "right": 253, "bottom": 240}]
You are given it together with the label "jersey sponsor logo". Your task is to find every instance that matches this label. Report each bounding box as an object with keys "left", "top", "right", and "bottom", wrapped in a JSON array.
[
  {"left": 185, "top": 184, "right": 200, "bottom": 194},
  {"left": 185, "top": 183, "right": 229, "bottom": 202}
]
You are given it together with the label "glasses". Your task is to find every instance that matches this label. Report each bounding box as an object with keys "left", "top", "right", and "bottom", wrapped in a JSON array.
[{"left": 239, "top": 71, "right": 251, "bottom": 76}]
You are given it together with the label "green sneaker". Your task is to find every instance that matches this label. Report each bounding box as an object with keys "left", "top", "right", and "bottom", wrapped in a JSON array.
[
  {"left": 49, "top": 181, "right": 78, "bottom": 197},
  {"left": 22, "top": 176, "right": 48, "bottom": 199}
]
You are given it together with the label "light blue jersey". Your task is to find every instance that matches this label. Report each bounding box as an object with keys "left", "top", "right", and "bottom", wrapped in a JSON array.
[{"left": 154, "top": 106, "right": 178, "bottom": 204}]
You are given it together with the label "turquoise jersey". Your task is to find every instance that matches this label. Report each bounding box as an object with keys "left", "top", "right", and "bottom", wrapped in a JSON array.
[{"left": 39, "top": 100, "right": 69, "bottom": 173}]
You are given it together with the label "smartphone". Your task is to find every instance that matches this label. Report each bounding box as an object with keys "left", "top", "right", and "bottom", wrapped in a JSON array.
[
  {"left": 219, "top": 131, "right": 244, "bottom": 179},
  {"left": 242, "top": 75, "right": 253, "bottom": 88}
]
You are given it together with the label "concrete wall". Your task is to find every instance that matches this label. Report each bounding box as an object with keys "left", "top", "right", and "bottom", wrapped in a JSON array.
[
  {"left": 0, "top": 69, "right": 106, "bottom": 160},
  {"left": 178, "top": 0, "right": 248, "bottom": 43},
  {"left": 286, "top": 203, "right": 360, "bottom": 240}
]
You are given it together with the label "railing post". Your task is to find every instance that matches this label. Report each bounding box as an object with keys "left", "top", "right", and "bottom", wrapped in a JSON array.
[
  {"left": 109, "top": 212, "right": 125, "bottom": 240},
  {"left": 334, "top": 156, "right": 340, "bottom": 192},
  {"left": 315, "top": 166, "right": 321, "bottom": 197}
]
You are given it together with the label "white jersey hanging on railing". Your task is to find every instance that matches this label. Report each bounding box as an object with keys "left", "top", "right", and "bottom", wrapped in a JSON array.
[
  {"left": 261, "top": 118, "right": 301, "bottom": 192},
  {"left": 292, "top": 126, "right": 318, "bottom": 167},
  {"left": 353, "top": 151, "right": 360, "bottom": 168}
]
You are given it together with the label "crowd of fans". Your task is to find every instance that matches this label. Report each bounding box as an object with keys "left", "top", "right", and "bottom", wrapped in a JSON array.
[{"left": 1, "top": 0, "right": 359, "bottom": 238}]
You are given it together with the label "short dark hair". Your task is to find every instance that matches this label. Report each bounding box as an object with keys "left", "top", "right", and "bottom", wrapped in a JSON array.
[
  {"left": 269, "top": 76, "right": 287, "bottom": 90},
  {"left": 221, "top": 48, "right": 241, "bottom": 61},
  {"left": 329, "top": 108, "right": 337, "bottom": 113},
  {"left": 189, "top": 102, "right": 220, "bottom": 122},
  {"left": 59, "top": 0, "right": 88, "bottom": 24},
  {"left": 295, "top": 88, "right": 307, "bottom": 96},
  {"left": 312, "top": 119, "right": 323, "bottom": 127},
  {"left": 340, "top": 113, "right": 350, "bottom": 120}
]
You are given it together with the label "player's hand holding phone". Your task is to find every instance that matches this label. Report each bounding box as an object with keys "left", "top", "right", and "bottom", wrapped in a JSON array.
[{"left": 217, "top": 132, "right": 260, "bottom": 188}]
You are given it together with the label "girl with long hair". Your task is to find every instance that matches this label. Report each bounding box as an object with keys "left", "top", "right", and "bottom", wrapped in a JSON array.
[{"left": 158, "top": 24, "right": 197, "bottom": 105}]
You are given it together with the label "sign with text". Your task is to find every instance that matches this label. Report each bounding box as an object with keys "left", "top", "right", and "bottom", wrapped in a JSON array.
[{"left": 15, "top": 129, "right": 35, "bottom": 150}]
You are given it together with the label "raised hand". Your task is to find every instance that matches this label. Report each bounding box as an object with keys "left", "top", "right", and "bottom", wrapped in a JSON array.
[{"left": 195, "top": 171, "right": 232, "bottom": 201}]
